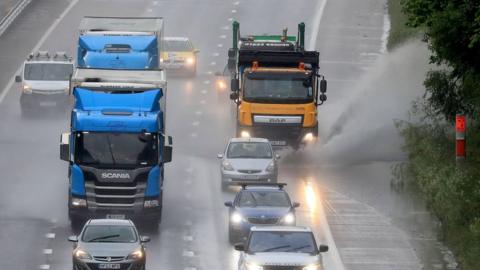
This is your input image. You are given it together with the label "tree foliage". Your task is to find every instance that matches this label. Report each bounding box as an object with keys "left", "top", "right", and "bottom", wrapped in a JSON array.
[{"left": 401, "top": 0, "right": 480, "bottom": 120}]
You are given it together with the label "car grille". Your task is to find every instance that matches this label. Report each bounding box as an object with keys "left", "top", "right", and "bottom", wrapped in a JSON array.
[
  {"left": 93, "top": 256, "right": 125, "bottom": 262},
  {"left": 81, "top": 167, "right": 150, "bottom": 209},
  {"left": 263, "top": 266, "right": 304, "bottom": 270},
  {"left": 247, "top": 217, "right": 279, "bottom": 224},
  {"left": 238, "top": 170, "right": 262, "bottom": 174}
]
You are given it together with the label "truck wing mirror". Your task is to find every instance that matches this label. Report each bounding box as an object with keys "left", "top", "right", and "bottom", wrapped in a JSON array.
[
  {"left": 319, "top": 94, "right": 327, "bottom": 102},
  {"left": 320, "top": 78, "right": 327, "bottom": 93},
  {"left": 60, "top": 132, "right": 71, "bottom": 162},
  {"left": 234, "top": 243, "right": 245, "bottom": 251},
  {"left": 224, "top": 201, "right": 233, "bottom": 207},
  {"left": 231, "top": 78, "right": 239, "bottom": 92},
  {"left": 162, "top": 135, "right": 173, "bottom": 163},
  {"left": 15, "top": 75, "right": 22, "bottom": 83},
  {"left": 319, "top": 244, "right": 329, "bottom": 253},
  {"left": 230, "top": 92, "right": 239, "bottom": 101}
]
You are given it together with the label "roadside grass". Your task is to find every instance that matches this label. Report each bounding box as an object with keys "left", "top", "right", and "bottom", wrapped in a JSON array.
[
  {"left": 386, "top": 0, "right": 420, "bottom": 50},
  {"left": 395, "top": 101, "right": 480, "bottom": 270}
]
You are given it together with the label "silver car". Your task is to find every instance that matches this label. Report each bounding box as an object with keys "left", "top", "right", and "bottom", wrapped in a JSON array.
[{"left": 218, "top": 138, "right": 279, "bottom": 190}]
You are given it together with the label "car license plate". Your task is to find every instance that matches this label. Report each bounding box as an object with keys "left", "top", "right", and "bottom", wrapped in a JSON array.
[
  {"left": 99, "top": 263, "right": 121, "bottom": 269},
  {"left": 106, "top": 214, "right": 125, "bottom": 219},
  {"left": 270, "top": 140, "right": 287, "bottom": 146},
  {"left": 39, "top": 101, "right": 56, "bottom": 106}
]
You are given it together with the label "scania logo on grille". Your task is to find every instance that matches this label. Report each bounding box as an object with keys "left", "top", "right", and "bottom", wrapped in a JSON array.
[
  {"left": 101, "top": 172, "right": 131, "bottom": 179},
  {"left": 268, "top": 118, "right": 287, "bottom": 123}
]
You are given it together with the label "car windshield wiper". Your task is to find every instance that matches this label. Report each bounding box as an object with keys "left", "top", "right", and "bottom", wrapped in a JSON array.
[
  {"left": 261, "top": 245, "right": 291, "bottom": 252},
  {"left": 286, "top": 245, "right": 312, "bottom": 252},
  {"left": 87, "top": 234, "right": 120, "bottom": 242}
]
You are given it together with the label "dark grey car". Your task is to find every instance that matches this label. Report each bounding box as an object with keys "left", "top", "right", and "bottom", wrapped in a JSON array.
[{"left": 69, "top": 219, "right": 150, "bottom": 270}]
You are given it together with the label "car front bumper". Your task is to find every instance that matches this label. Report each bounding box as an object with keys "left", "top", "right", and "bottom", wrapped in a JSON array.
[{"left": 221, "top": 170, "right": 278, "bottom": 185}]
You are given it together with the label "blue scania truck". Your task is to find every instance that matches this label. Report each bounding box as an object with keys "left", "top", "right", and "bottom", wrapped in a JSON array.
[
  {"left": 60, "top": 68, "right": 172, "bottom": 228},
  {"left": 77, "top": 16, "right": 163, "bottom": 69}
]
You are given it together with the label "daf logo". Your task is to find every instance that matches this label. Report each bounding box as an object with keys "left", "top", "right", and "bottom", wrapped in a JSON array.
[
  {"left": 101, "top": 173, "right": 131, "bottom": 179},
  {"left": 269, "top": 118, "right": 286, "bottom": 123}
]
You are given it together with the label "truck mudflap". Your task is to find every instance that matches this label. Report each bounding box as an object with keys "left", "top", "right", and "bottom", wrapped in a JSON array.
[{"left": 235, "top": 123, "right": 318, "bottom": 149}]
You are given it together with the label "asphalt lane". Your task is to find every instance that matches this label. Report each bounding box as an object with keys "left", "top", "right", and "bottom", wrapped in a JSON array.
[{"left": 0, "top": 0, "right": 451, "bottom": 270}]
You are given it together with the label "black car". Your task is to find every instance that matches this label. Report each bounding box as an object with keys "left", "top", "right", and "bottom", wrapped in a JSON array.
[
  {"left": 69, "top": 219, "right": 149, "bottom": 270},
  {"left": 224, "top": 183, "right": 300, "bottom": 244}
]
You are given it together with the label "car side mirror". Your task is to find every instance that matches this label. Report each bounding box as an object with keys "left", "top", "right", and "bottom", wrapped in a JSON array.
[
  {"left": 319, "top": 244, "right": 329, "bottom": 253},
  {"left": 217, "top": 153, "right": 224, "bottom": 159},
  {"left": 68, "top": 235, "right": 78, "bottom": 242},
  {"left": 234, "top": 243, "right": 245, "bottom": 251},
  {"left": 230, "top": 92, "right": 239, "bottom": 101},
  {"left": 163, "top": 135, "right": 173, "bottom": 163},
  {"left": 140, "top": 236, "right": 150, "bottom": 243},
  {"left": 60, "top": 132, "right": 70, "bottom": 162},
  {"left": 15, "top": 75, "right": 22, "bottom": 83},
  {"left": 224, "top": 201, "right": 233, "bottom": 207},
  {"left": 292, "top": 202, "right": 300, "bottom": 208},
  {"left": 320, "top": 78, "right": 327, "bottom": 93},
  {"left": 231, "top": 78, "right": 239, "bottom": 92}
]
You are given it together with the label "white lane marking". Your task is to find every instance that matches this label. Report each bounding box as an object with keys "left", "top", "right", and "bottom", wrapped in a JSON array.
[
  {"left": 221, "top": 26, "right": 230, "bottom": 30},
  {"left": 206, "top": 71, "right": 213, "bottom": 75},
  {"left": 234, "top": 1, "right": 240, "bottom": 5},
  {"left": 212, "top": 52, "right": 220, "bottom": 57},
  {"left": 152, "top": 1, "right": 158, "bottom": 5},
  {"left": 210, "top": 61, "right": 216, "bottom": 66},
  {"left": 199, "top": 100, "right": 206, "bottom": 104},
  {"left": 228, "top": 18, "right": 233, "bottom": 22},
  {"left": 45, "top": 233, "right": 55, "bottom": 239},
  {"left": 39, "top": 265, "right": 50, "bottom": 270},
  {"left": 146, "top": 8, "right": 153, "bottom": 12},
  {"left": 185, "top": 167, "right": 194, "bottom": 173},
  {"left": 194, "top": 110, "right": 203, "bottom": 115},
  {"left": 203, "top": 80, "right": 211, "bottom": 84},
  {"left": 219, "top": 34, "right": 227, "bottom": 39},
  {"left": 185, "top": 221, "right": 193, "bottom": 226},
  {"left": 192, "top": 121, "right": 200, "bottom": 126},
  {"left": 308, "top": 0, "right": 328, "bottom": 50},
  {"left": 183, "top": 250, "right": 195, "bottom": 257},
  {"left": 318, "top": 192, "right": 346, "bottom": 270},
  {"left": 0, "top": 0, "right": 79, "bottom": 103},
  {"left": 43, "top": 249, "right": 53, "bottom": 255},
  {"left": 185, "top": 268, "right": 197, "bottom": 270},
  {"left": 380, "top": 13, "right": 391, "bottom": 53},
  {"left": 231, "top": 9, "right": 237, "bottom": 13},
  {"left": 200, "top": 89, "right": 208, "bottom": 94},
  {"left": 217, "top": 43, "right": 224, "bottom": 48},
  {"left": 190, "top": 133, "right": 198, "bottom": 138}
]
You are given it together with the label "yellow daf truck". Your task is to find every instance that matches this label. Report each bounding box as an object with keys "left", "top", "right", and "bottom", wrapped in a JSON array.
[{"left": 228, "top": 21, "right": 327, "bottom": 148}]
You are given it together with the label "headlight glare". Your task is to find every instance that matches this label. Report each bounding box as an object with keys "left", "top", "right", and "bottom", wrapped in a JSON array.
[
  {"left": 74, "top": 249, "right": 92, "bottom": 260},
  {"left": 127, "top": 249, "right": 144, "bottom": 260},
  {"left": 283, "top": 213, "right": 295, "bottom": 224},
  {"left": 22, "top": 84, "right": 32, "bottom": 94},
  {"left": 246, "top": 262, "right": 263, "bottom": 270},
  {"left": 71, "top": 198, "right": 87, "bottom": 207},
  {"left": 303, "top": 264, "right": 321, "bottom": 270},
  {"left": 231, "top": 212, "right": 243, "bottom": 223},
  {"left": 240, "top": 131, "right": 250, "bottom": 138},
  {"left": 186, "top": 57, "right": 195, "bottom": 65}
]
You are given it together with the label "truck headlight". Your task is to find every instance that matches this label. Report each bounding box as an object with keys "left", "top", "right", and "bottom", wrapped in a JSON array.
[
  {"left": 245, "top": 262, "right": 263, "bottom": 270},
  {"left": 303, "top": 132, "right": 315, "bottom": 142},
  {"left": 282, "top": 213, "right": 295, "bottom": 224},
  {"left": 186, "top": 57, "right": 195, "bottom": 66},
  {"left": 127, "top": 249, "right": 144, "bottom": 260},
  {"left": 74, "top": 249, "right": 92, "bottom": 260},
  {"left": 222, "top": 160, "right": 234, "bottom": 171},
  {"left": 22, "top": 84, "right": 32, "bottom": 94},
  {"left": 71, "top": 198, "right": 87, "bottom": 207},
  {"left": 303, "top": 264, "right": 321, "bottom": 270},
  {"left": 231, "top": 212, "right": 243, "bottom": 223},
  {"left": 144, "top": 199, "right": 159, "bottom": 208},
  {"left": 265, "top": 161, "right": 275, "bottom": 172}
]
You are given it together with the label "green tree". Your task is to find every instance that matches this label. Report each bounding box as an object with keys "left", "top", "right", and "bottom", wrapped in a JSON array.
[{"left": 401, "top": 0, "right": 480, "bottom": 120}]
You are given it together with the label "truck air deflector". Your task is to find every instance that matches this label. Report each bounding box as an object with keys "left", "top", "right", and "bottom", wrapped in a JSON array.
[
  {"left": 145, "top": 166, "right": 161, "bottom": 197},
  {"left": 71, "top": 165, "right": 86, "bottom": 196},
  {"left": 238, "top": 50, "right": 319, "bottom": 68}
]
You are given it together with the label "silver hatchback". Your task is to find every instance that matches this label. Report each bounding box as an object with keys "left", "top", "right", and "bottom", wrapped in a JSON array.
[{"left": 218, "top": 138, "right": 279, "bottom": 190}]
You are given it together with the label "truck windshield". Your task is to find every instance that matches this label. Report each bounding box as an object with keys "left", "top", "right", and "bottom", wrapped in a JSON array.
[
  {"left": 243, "top": 72, "right": 314, "bottom": 104},
  {"left": 75, "top": 132, "right": 158, "bottom": 167},
  {"left": 248, "top": 231, "right": 317, "bottom": 254},
  {"left": 24, "top": 63, "right": 73, "bottom": 81}
]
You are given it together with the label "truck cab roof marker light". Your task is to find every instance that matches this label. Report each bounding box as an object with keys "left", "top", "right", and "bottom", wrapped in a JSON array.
[
  {"left": 252, "top": 61, "right": 259, "bottom": 70},
  {"left": 298, "top": 62, "right": 305, "bottom": 70}
]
